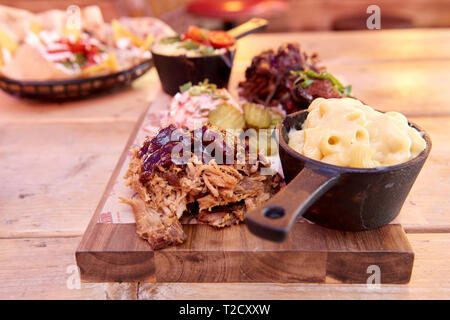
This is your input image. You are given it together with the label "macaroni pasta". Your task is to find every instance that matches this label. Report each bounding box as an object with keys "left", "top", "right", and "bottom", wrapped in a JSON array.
[{"left": 288, "top": 98, "right": 426, "bottom": 168}]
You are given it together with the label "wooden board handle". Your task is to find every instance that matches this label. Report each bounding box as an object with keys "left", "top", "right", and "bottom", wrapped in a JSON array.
[
  {"left": 245, "top": 166, "right": 340, "bottom": 242},
  {"left": 227, "top": 18, "right": 268, "bottom": 40}
]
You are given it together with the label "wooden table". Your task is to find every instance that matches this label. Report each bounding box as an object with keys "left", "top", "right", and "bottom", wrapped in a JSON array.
[{"left": 1, "top": 29, "right": 449, "bottom": 300}]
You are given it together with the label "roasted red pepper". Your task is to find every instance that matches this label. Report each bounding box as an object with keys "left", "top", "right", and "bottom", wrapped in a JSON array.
[
  {"left": 208, "top": 31, "right": 234, "bottom": 49},
  {"left": 208, "top": 31, "right": 234, "bottom": 48},
  {"left": 182, "top": 26, "right": 235, "bottom": 49},
  {"left": 182, "top": 26, "right": 209, "bottom": 44},
  {"left": 49, "top": 37, "right": 101, "bottom": 65}
]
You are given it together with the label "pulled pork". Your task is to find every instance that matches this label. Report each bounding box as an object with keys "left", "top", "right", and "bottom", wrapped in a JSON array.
[{"left": 121, "top": 125, "right": 281, "bottom": 249}]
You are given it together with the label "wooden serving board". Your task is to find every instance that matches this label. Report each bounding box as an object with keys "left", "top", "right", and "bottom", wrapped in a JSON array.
[{"left": 76, "top": 91, "right": 414, "bottom": 284}]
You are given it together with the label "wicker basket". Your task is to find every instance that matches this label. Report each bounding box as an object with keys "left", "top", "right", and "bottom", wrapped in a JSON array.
[{"left": 0, "top": 59, "right": 153, "bottom": 101}]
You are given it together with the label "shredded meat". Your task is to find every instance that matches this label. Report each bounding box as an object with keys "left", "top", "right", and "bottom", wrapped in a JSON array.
[
  {"left": 122, "top": 126, "right": 281, "bottom": 250},
  {"left": 120, "top": 196, "right": 186, "bottom": 250}
]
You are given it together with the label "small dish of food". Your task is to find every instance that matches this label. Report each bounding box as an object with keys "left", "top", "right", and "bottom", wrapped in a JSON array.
[
  {"left": 238, "top": 42, "right": 353, "bottom": 113},
  {"left": 0, "top": 5, "right": 174, "bottom": 99},
  {"left": 160, "top": 80, "right": 242, "bottom": 130},
  {"left": 152, "top": 18, "right": 268, "bottom": 95},
  {"left": 245, "top": 97, "right": 431, "bottom": 241}
]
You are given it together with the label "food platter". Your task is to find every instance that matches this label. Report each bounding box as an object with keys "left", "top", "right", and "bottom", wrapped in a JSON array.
[
  {"left": 76, "top": 92, "right": 415, "bottom": 284},
  {"left": 74, "top": 19, "right": 430, "bottom": 285},
  {"left": 0, "top": 58, "right": 152, "bottom": 100},
  {"left": 0, "top": 5, "right": 176, "bottom": 101}
]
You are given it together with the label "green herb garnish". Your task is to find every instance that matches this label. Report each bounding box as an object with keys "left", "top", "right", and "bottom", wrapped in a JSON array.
[
  {"left": 180, "top": 82, "right": 192, "bottom": 92},
  {"left": 178, "top": 39, "right": 200, "bottom": 50},
  {"left": 160, "top": 35, "right": 181, "bottom": 44},
  {"left": 291, "top": 70, "right": 352, "bottom": 96},
  {"left": 60, "top": 60, "right": 74, "bottom": 68},
  {"left": 342, "top": 85, "right": 352, "bottom": 96},
  {"left": 210, "top": 93, "right": 229, "bottom": 100},
  {"left": 300, "top": 79, "right": 314, "bottom": 88},
  {"left": 74, "top": 53, "right": 88, "bottom": 67},
  {"left": 180, "top": 79, "right": 229, "bottom": 100},
  {"left": 200, "top": 46, "right": 214, "bottom": 55},
  {"left": 189, "top": 90, "right": 201, "bottom": 97}
]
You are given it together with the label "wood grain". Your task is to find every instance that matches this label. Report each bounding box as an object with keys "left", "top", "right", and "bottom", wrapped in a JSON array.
[
  {"left": 0, "top": 236, "right": 105, "bottom": 300},
  {"left": 3, "top": 112, "right": 445, "bottom": 241},
  {"left": 76, "top": 224, "right": 156, "bottom": 283},
  {"left": 78, "top": 223, "right": 414, "bottom": 284},
  {"left": 0, "top": 121, "right": 135, "bottom": 238},
  {"left": 0, "top": 70, "right": 160, "bottom": 124},
  {"left": 396, "top": 117, "right": 450, "bottom": 230},
  {"left": 233, "top": 30, "right": 450, "bottom": 64},
  {"left": 231, "top": 60, "right": 450, "bottom": 117},
  {"left": 154, "top": 224, "right": 413, "bottom": 284},
  {"left": 138, "top": 233, "right": 450, "bottom": 300},
  {"left": 1, "top": 29, "right": 449, "bottom": 299},
  {"left": 75, "top": 104, "right": 153, "bottom": 282}
]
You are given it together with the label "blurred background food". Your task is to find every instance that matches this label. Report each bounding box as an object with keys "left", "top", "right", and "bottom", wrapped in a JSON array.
[
  {"left": 0, "top": 0, "right": 448, "bottom": 33},
  {"left": 0, "top": 3, "right": 176, "bottom": 82}
]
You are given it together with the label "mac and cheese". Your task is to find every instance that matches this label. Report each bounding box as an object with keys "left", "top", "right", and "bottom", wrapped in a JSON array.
[{"left": 288, "top": 98, "right": 426, "bottom": 168}]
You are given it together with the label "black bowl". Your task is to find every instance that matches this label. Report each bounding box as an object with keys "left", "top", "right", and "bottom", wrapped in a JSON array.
[
  {"left": 245, "top": 109, "right": 432, "bottom": 241},
  {"left": 152, "top": 49, "right": 236, "bottom": 95}
]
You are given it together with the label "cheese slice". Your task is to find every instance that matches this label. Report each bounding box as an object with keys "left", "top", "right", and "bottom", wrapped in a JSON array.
[
  {"left": 81, "top": 52, "right": 118, "bottom": 77},
  {"left": 140, "top": 34, "right": 154, "bottom": 51},
  {"left": 0, "top": 26, "right": 18, "bottom": 66},
  {"left": 112, "top": 19, "right": 144, "bottom": 47},
  {"left": 0, "top": 27, "right": 18, "bottom": 53},
  {"left": 62, "top": 24, "right": 82, "bottom": 41}
]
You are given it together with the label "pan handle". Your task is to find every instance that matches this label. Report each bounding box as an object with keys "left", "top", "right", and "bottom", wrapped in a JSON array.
[
  {"left": 227, "top": 18, "right": 268, "bottom": 40},
  {"left": 245, "top": 166, "right": 340, "bottom": 242}
]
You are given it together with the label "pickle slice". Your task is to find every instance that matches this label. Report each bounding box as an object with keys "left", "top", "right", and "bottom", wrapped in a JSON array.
[
  {"left": 243, "top": 103, "right": 272, "bottom": 129},
  {"left": 247, "top": 129, "right": 278, "bottom": 156},
  {"left": 208, "top": 103, "right": 245, "bottom": 130},
  {"left": 269, "top": 109, "right": 284, "bottom": 128}
]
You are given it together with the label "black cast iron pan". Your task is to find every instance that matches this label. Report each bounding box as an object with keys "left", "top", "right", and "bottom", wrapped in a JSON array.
[{"left": 245, "top": 109, "right": 432, "bottom": 242}]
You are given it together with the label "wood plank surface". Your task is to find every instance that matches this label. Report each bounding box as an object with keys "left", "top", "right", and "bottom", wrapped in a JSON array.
[
  {"left": 0, "top": 70, "right": 160, "bottom": 124},
  {"left": 396, "top": 117, "right": 450, "bottom": 230},
  {"left": 0, "top": 121, "right": 135, "bottom": 238},
  {"left": 0, "top": 236, "right": 105, "bottom": 300},
  {"left": 233, "top": 30, "right": 450, "bottom": 64},
  {"left": 153, "top": 224, "right": 413, "bottom": 284},
  {"left": 77, "top": 224, "right": 156, "bottom": 283},
  {"left": 231, "top": 59, "right": 450, "bottom": 117},
  {"left": 138, "top": 233, "right": 450, "bottom": 299},
  {"left": 0, "top": 29, "right": 449, "bottom": 299},
  {"left": 2, "top": 113, "right": 446, "bottom": 239},
  {"left": 138, "top": 234, "right": 450, "bottom": 300},
  {"left": 1, "top": 233, "right": 448, "bottom": 300}
]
